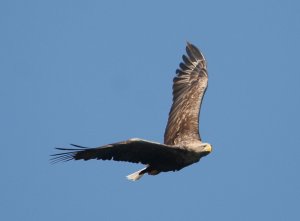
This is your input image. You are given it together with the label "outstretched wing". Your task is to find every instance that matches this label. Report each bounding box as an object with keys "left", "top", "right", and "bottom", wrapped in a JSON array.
[
  {"left": 164, "top": 42, "right": 208, "bottom": 145},
  {"left": 51, "top": 138, "right": 186, "bottom": 165}
]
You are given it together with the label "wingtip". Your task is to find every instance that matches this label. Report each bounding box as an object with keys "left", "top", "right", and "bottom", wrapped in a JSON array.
[
  {"left": 186, "top": 41, "right": 198, "bottom": 50},
  {"left": 185, "top": 42, "right": 205, "bottom": 63},
  {"left": 186, "top": 41, "right": 193, "bottom": 48},
  {"left": 70, "top": 143, "right": 89, "bottom": 148}
]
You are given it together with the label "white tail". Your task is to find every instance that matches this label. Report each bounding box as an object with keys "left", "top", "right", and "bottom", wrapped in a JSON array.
[{"left": 126, "top": 168, "right": 146, "bottom": 181}]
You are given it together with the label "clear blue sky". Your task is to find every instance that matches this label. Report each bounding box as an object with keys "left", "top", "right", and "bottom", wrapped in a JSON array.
[{"left": 1, "top": 0, "right": 299, "bottom": 220}]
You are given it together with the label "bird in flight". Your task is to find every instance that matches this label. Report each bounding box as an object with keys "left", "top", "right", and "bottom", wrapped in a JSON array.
[{"left": 51, "top": 42, "right": 212, "bottom": 181}]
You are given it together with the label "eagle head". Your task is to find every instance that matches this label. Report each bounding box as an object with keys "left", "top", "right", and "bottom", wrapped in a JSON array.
[{"left": 200, "top": 143, "right": 212, "bottom": 157}]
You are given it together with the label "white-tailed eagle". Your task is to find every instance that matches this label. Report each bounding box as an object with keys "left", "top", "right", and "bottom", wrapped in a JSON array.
[{"left": 51, "top": 42, "right": 212, "bottom": 181}]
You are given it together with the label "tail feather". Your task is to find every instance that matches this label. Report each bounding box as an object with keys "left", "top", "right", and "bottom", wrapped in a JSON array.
[{"left": 126, "top": 168, "right": 146, "bottom": 181}]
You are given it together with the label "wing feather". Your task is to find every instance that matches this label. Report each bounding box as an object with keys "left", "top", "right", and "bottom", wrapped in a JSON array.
[
  {"left": 51, "top": 139, "right": 187, "bottom": 165},
  {"left": 164, "top": 42, "right": 208, "bottom": 145}
]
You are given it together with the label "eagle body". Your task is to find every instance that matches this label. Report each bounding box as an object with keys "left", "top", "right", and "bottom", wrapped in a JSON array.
[{"left": 51, "top": 43, "right": 212, "bottom": 181}]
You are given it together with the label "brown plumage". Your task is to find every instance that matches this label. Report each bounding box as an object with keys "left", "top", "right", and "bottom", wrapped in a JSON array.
[
  {"left": 51, "top": 42, "right": 212, "bottom": 181},
  {"left": 164, "top": 42, "right": 208, "bottom": 145}
]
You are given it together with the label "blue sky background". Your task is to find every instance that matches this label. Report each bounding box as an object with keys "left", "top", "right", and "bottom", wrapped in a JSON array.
[{"left": 1, "top": 0, "right": 300, "bottom": 220}]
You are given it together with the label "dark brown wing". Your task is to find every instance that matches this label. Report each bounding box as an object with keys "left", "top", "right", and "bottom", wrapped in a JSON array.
[
  {"left": 164, "top": 42, "right": 208, "bottom": 145},
  {"left": 51, "top": 138, "right": 186, "bottom": 165}
]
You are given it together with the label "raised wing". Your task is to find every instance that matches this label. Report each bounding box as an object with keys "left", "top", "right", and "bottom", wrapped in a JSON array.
[
  {"left": 164, "top": 42, "right": 208, "bottom": 145},
  {"left": 51, "top": 138, "right": 187, "bottom": 165}
]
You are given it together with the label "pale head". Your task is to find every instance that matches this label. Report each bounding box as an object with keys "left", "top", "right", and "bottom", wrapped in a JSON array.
[{"left": 200, "top": 142, "right": 212, "bottom": 156}]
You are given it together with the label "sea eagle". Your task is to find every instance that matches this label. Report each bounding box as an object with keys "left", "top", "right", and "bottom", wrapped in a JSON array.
[{"left": 51, "top": 42, "right": 212, "bottom": 181}]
